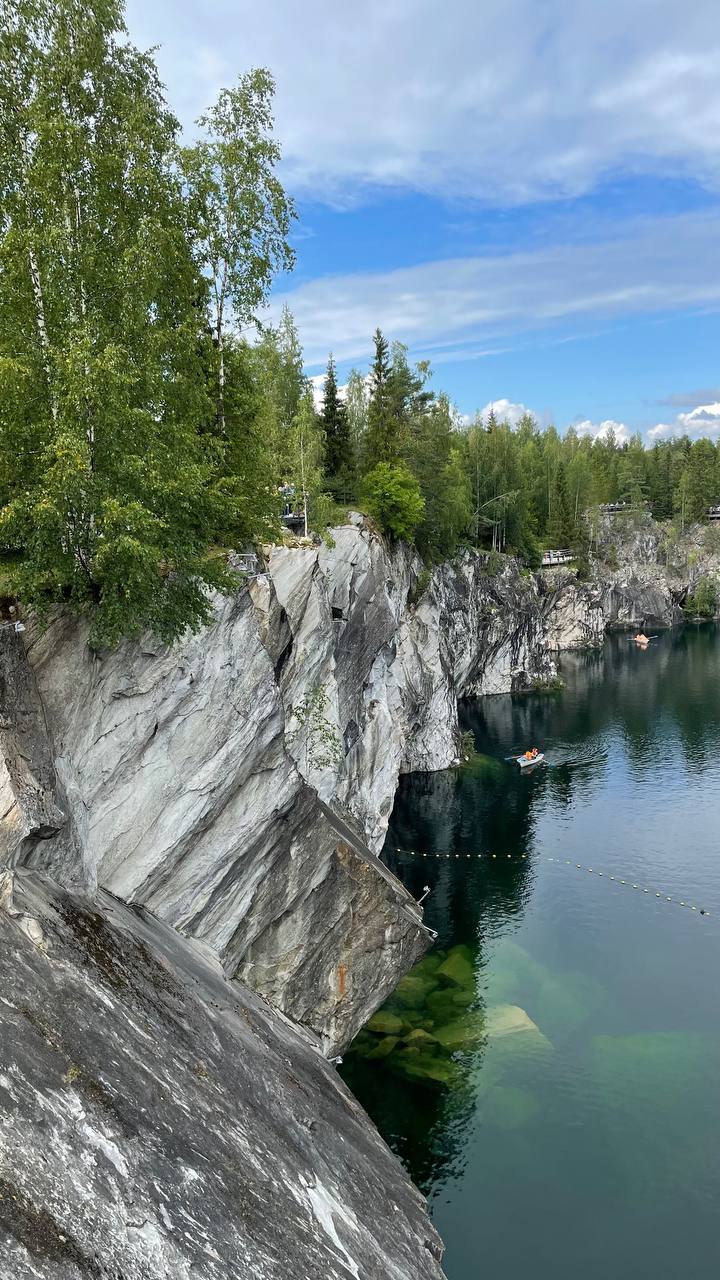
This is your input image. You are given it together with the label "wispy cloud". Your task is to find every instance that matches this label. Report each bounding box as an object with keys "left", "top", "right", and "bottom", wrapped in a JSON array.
[
  {"left": 266, "top": 211, "right": 720, "bottom": 367},
  {"left": 653, "top": 388, "right": 720, "bottom": 408},
  {"left": 127, "top": 0, "right": 720, "bottom": 204}
]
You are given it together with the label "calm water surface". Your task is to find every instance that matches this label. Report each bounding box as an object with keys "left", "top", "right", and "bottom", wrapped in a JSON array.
[{"left": 341, "top": 626, "right": 720, "bottom": 1280}]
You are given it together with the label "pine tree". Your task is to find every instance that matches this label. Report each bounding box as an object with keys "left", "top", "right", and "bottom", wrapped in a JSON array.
[
  {"left": 364, "top": 328, "right": 394, "bottom": 469},
  {"left": 321, "top": 353, "right": 354, "bottom": 500}
]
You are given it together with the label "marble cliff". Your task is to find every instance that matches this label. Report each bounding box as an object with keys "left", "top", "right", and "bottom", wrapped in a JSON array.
[{"left": 1, "top": 510, "right": 717, "bottom": 1279}]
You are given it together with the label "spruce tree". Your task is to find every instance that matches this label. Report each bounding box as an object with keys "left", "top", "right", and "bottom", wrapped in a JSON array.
[
  {"left": 364, "top": 328, "right": 394, "bottom": 469},
  {"left": 321, "top": 353, "right": 354, "bottom": 500}
]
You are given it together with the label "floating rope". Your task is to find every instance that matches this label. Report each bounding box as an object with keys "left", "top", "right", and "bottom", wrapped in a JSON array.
[
  {"left": 389, "top": 846, "right": 716, "bottom": 922},
  {"left": 393, "top": 847, "right": 528, "bottom": 859},
  {"left": 546, "top": 857, "right": 715, "bottom": 921}
]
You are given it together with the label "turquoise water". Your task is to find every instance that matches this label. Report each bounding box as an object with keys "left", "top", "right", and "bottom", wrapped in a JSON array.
[{"left": 341, "top": 627, "right": 720, "bottom": 1280}]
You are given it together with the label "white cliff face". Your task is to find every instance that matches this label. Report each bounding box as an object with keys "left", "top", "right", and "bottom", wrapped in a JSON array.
[
  {"left": 0, "top": 519, "right": 555, "bottom": 1051},
  {"left": 269, "top": 521, "right": 555, "bottom": 850},
  {"left": 4, "top": 513, "right": 714, "bottom": 1052}
]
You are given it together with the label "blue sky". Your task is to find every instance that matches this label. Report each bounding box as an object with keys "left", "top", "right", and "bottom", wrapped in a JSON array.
[{"left": 125, "top": 0, "right": 720, "bottom": 441}]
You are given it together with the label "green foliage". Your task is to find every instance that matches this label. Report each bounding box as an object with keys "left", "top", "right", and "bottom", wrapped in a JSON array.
[
  {"left": 361, "top": 463, "right": 425, "bottom": 541},
  {"left": 485, "top": 549, "right": 504, "bottom": 577},
  {"left": 180, "top": 68, "right": 295, "bottom": 435},
  {"left": 408, "top": 395, "right": 472, "bottom": 562},
  {"left": 285, "top": 390, "right": 326, "bottom": 539},
  {"left": 0, "top": 0, "right": 292, "bottom": 646},
  {"left": 320, "top": 353, "right": 355, "bottom": 502},
  {"left": 407, "top": 567, "right": 431, "bottom": 608},
  {"left": 291, "top": 685, "right": 343, "bottom": 771},
  {"left": 457, "top": 729, "right": 478, "bottom": 766},
  {"left": 685, "top": 576, "right": 718, "bottom": 619}
]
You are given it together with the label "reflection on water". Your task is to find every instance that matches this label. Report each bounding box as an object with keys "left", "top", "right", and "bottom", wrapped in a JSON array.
[{"left": 341, "top": 626, "right": 720, "bottom": 1280}]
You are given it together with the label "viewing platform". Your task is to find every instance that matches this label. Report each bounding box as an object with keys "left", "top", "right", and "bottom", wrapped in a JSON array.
[
  {"left": 708, "top": 506, "right": 720, "bottom": 520},
  {"left": 541, "top": 549, "right": 574, "bottom": 566}
]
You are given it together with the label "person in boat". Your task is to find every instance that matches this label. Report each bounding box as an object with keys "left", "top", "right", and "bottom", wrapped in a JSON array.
[
  {"left": 523, "top": 748, "right": 539, "bottom": 759},
  {"left": 635, "top": 632, "right": 649, "bottom": 644}
]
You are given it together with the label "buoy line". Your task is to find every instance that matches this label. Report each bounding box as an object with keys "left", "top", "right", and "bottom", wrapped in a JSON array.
[
  {"left": 389, "top": 846, "right": 716, "bottom": 922},
  {"left": 545, "top": 857, "right": 715, "bottom": 921}
]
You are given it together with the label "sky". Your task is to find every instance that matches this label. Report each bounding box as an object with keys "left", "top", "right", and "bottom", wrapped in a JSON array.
[{"left": 124, "top": 0, "right": 720, "bottom": 442}]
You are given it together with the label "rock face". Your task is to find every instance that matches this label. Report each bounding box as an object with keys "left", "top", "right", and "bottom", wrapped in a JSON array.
[
  {"left": 0, "top": 519, "right": 557, "bottom": 1054},
  {"left": 1, "top": 589, "right": 429, "bottom": 1058},
  {"left": 2, "top": 512, "right": 717, "bottom": 1055},
  {"left": 0, "top": 867, "right": 444, "bottom": 1280},
  {"left": 1, "top": 510, "right": 717, "bottom": 1280},
  {"left": 543, "top": 512, "right": 720, "bottom": 649}
]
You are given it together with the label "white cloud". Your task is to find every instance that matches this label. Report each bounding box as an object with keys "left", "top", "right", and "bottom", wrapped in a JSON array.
[
  {"left": 649, "top": 402, "right": 720, "bottom": 440},
  {"left": 126, "top": 0, "right": 720, "bottom": 204},
  {"left": 573, "top": 418, "right": 631, "bottom": 445},
  {"left": 479, "top": 399, "right": 535, "bottom": 428},
  {"left": 266, "top": 211, "right": 720, "bottom": 367}
]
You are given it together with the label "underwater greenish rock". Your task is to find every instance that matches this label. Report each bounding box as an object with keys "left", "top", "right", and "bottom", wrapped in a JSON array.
[
  {"left": 426, "top": 989, "right": 466, "bottom": 1022},
  {"left": 484, "top": 1086, "right": 541, "bottom": 1130},
  {"left": 485, "top": 1004, "right": 551, "bottom": 1049},
  {"left": 412, "top": 952, "right": 445, "bottom": 976},
  {"left": 590, "top": 1031, "right": 719, "bottom": 1109},
  {"left": 486, "top": 1004, "right": 537, "bottom": 1037},
  {"left": 588, "top": 1032, "right": 720, "bottom": 1196},
  {"left": 451, "top": 988, "right": 476, "bottom": 1008},
  {"left": 462, "top": 753, "right": 503, "bottom": 777},
  {"left": 367, "top": 1010, "right": 405, "bottom": 1035},
  {"left": 350, "top": 1029, "right": 379, "bottom": 1055},
  {"left": 366, "top": 1035, "right": 400, "bottom": 1060},
  {"left": 436, "top": 944, "right": 475, "bottom": 988},
  {"left": 394, "top": 973, "right": 438, "bottom": 1008},
  {"left": 392, "top": 1052, "right": 462, "bottom": 1088},
  {"left": 433, "top": 1011, "right": 486, "bottom": 1050},
  {"left": 401, "top": 1009, "right": 428, "bottom": 1028},
  {"left": 404, "top": 1028, "right": 438, "bottom": 1045}
]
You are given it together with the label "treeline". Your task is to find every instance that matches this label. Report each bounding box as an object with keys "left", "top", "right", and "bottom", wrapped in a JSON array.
[
  {"left": 261, "top": 320, "right": 720, "bottom": 567},
  {"left": 3, "top": 2, "right": 720, "bottom": 647}
]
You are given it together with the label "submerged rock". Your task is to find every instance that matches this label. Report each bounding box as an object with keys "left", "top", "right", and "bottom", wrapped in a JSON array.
[
  {"left": 436, "top": 945, "right": 476, "bottom": 989},
  {"left": 485, "top": 1004, "right": 547, "bottom": 1040}
]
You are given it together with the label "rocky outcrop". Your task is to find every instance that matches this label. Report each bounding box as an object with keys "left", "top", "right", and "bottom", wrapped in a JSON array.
[
  {"left": 269, "top": 521, "right": 555, "bottom": 849},
  {"left": 0, "top": 866, "right": 444, "bottom": 1280},
  {"left": 1, "top": 589, "right": 428, "bottom": 1057},
  {"left": 543, "top": 512, "right": 720, "bottom": 649},
  {"left": 0, "top": 519, "right": 555, "bottom": 1053},
  {"left": 2, "top": 512, "right": 716, "bottom": 1053}
]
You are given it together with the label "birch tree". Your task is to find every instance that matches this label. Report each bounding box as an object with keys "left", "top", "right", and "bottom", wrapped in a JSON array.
[
  {"left": 0, "top": 0, "right": 235, "bottom": 644},
  {"left": 181, "top": 71, "right": 296, "bottom": 436}
]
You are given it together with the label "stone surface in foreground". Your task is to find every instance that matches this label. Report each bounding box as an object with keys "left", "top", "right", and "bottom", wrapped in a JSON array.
[{"left": 0, "top": 870, "right": 444, "bottom": 1280}]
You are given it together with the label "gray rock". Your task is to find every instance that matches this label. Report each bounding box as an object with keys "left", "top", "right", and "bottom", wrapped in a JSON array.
[{"left": 0, "top": 867, "right": 444, "bottom": 1280}]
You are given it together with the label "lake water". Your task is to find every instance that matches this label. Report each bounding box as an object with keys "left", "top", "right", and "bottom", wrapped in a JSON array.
[{"left": 341, "top": 626, "right": 720, "bottom": 1280}]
